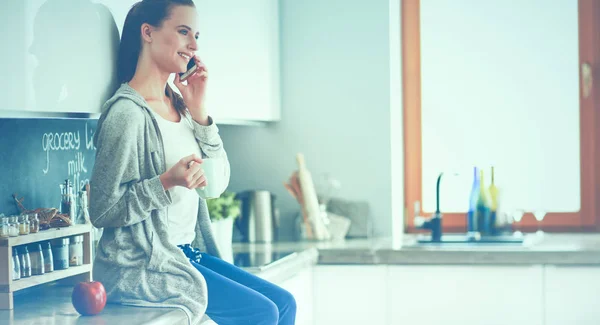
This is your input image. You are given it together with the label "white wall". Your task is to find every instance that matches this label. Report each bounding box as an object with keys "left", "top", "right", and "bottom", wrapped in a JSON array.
[{"left": 219, "top": 0, "right": 401, "bottom": 240}]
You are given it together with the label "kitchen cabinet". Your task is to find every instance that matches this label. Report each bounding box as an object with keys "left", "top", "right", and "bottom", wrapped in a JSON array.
[
  {"left": 313, "top": 265, "right": 388, "bottom": 325},
  {"left": 194, "top": 0, "right": 281, "bottom": 123},
  {"left": 387, "top": 265, "right": 544, "bottom": 325},
  {"left": 2, "top": 0, "right": 120, "bottom": 115},
  {"left": 544, "top": 266, "right": 600, "bottom": 325},
  {"left": 279, "top": 266, "right": 314, "bottom": 325},
  {"left": 17, "top": 0, "right": 281, "bottom": 122}
]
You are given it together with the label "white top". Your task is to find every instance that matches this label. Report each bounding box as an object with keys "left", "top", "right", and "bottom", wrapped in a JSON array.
[{"left": 150, "top": 109, "right": 202, "bottom": 246}]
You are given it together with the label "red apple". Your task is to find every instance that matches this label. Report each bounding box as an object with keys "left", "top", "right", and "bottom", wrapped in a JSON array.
[{"left": 71, "top": 281, "right": 107, "bottom": 316}]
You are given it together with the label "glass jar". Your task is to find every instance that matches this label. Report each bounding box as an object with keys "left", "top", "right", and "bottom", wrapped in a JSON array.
[
  {"left": 18, "top": 215, "right": 30, "bottom": 235},
  {"left": 69, "top": 235, "right": 84, "bottom": 267},
  {"left": 8, "top": 216, "right": 19, "bottom": 237},
  {"left": 28, "top": 213, "right": 39, "bottom": 233},
  {"left": 41, "top": 241, "right": 54, "bottom": 273},
  {"left": 0, "top": 217, "right": 9, "bottom": 238},
  {"left": 12, "top": 247, "right": 20, "bottom": 281},
  {"left": 51, "top": 237, "right": 70, "bottom": 270},
  {"left": 18, "top": 246, "right": 31, "bottom": 278},
  {"left": 29, "top": 243, "right": 45, "bottom": 276}
]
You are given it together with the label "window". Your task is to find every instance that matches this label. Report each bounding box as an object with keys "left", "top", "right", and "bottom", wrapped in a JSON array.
[{"left": 402, "top": 0, "right": 600, "bottom": 232}]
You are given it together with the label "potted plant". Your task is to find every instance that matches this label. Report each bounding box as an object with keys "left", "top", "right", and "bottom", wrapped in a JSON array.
[{"left": 206, "top": 191, "right": 241, "bottom": 263}]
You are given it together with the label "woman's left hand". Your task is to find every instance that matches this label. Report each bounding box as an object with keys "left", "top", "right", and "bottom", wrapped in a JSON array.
[{"left": 174, "top": 55, "right": 210, "bottom": 125}]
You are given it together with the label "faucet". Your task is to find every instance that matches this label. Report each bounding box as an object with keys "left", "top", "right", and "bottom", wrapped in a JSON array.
[{"left": 414, "top": 172, "right": 444, "bottom": 242}]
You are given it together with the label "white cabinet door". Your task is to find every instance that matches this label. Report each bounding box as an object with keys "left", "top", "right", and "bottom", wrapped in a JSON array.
[
  {"left": 545, "top": 266, "right": 600, "bottom": 325},
  {"left": 279, "top": 267, "right": 314, "bottom": 325},
  {"left": 195, "top": 0, "right": 280, "bottom": 123},
  {"left": 313, "top": 265, "right": 388, "bottom": 325},
  {"left": 387, "top": 265, "right": 543, "bottom": 325}
]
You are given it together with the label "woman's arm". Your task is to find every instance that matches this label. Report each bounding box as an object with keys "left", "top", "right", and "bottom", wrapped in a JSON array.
[{"left": 90, "top": 102, "right": 172, "bottom": 228}]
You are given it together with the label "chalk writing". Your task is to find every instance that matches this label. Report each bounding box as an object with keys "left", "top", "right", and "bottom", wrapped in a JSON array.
[
  {"left": 41, "top": 122, "right": 95, "bottom": 192},
  {"left": 86, "top": 123, "right": 96, "bottom": 151},
  {"left": 42, "top": 131, "right": 81, "bottom": 174}
]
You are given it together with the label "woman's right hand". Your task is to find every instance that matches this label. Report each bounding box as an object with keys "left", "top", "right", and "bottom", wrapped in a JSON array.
[{"left": 160, "top": 154, "right": 205, "bottom": 190}]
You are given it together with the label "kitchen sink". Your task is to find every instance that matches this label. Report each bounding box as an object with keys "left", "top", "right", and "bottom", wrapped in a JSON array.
[{"left": 415, "top": 233, "right": 525, "bottom": 245}]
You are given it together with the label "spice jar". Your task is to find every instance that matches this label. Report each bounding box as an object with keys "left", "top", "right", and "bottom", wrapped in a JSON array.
[
  {"left": 41, "top": 241, "right": 54, "bottom": 273},
  {"left": 18, "top": 215, "right": 30, "bottom": 235},
  {"left": 29, "top": 243, "right": 45, "bottom": 276},
  {"left": 0, "top": 217, "right": 9, "bottom": 238},
  {"left": 18, "top": 246, "right": 31, "bottom": 278},
  {"left": 12, "top": 247, "right": 20, "bottom": 281},
  {"left": 28, "top": 213, "right": 39, "bottom": 233},
  {"left": 51, "top": 237, "right": 70, "bottom": 270},
  {"left": 8, "top": 216, "right": 19, "bottom": 237},
  {"left": 69, "top": 235, "right": 84, "bottom": 267}
]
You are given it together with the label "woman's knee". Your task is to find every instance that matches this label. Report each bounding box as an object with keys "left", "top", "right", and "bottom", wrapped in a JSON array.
[
  {"left": 257, "top": 298, "right": 279, "bottom": 324},
  {"left": 279, "top": 288, "right": 296, "bottom": 313}
]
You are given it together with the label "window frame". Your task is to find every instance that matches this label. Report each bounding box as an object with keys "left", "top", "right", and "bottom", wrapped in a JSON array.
[{"left": 402, "top": 0, "right": 600, "bottom": 233}]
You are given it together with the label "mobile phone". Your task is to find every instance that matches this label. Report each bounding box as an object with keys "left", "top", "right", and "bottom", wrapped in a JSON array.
[{"left": 178, "top": 57, "right": 199, "bottom": 82}]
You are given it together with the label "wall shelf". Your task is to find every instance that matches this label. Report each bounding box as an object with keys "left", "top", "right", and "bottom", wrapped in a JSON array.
[
  {"left": 0, "top": 223, "right": 93, "bottom": 309},
  {"left": 0, "top": 224, "right": 91, "bottom": 247}
]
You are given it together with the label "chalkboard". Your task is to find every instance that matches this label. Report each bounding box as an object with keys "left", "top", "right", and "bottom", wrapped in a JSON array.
[{"left": 0, "top": 118, "right": 98, "bottom": 215}]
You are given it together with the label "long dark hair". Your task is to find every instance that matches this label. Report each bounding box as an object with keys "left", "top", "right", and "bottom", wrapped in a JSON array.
[{"left": 118, "top": 0, "right": 195, "bottom": 114}]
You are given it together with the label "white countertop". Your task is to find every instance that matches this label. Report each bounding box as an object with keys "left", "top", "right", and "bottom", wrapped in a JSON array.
[
  {"left": 0, "top": 246, "right": 317, "bottom": 325},
  {"left": 3, "top": 232, "right": 600, "bottom": 324}
]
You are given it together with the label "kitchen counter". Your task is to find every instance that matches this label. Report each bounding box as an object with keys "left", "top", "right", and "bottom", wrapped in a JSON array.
[
  {"left": 3, "top": 232, "right": 600, "bottom": 324},
  {"left": 228, "top": 233, "right": 600, "bottom": 266},
  {"left": 0, "top": 247, "right": 318, "bottom": 325},
  {"left": 313, "top": 233, "right": 600, "bottom": 265}
]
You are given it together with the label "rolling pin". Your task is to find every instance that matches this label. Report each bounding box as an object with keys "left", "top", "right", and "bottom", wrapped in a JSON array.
[{"left": 296, "top": 153, "right": 330, "bottom": 240}]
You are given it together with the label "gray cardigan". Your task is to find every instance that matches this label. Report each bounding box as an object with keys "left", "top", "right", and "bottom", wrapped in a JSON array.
[{"left": 89, "top": 83, "right": 230, "bottom": 325}]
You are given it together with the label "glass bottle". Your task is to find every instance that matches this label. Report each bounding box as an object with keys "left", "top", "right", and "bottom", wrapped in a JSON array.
[
  {"left": 60, "top": 180, "right": 75, "bottom": 220},
  {"left": 69, "top": 235, "right": 84, "bottom": 266},
  {"left": 12, "top": 247, "right": 20, "bottom": 281},
  {"left": 0, "top": 217, "right": 9, "bottom": 238},
  {"left": 476, "top": 169, "right": 491, "bottom": 235},
  {"left": 19, "top": 246, "right": 31, "bottom": 278},
  {"left": 42, "top": 241, "right": 54, "bottom": 273},
  {"left": 51, "top": 237, "right": 70, "bottom": 270},
  {"left": 29, "top": 243, "right": 45, "bottom": 276},
  {"left": 28, "top": 213, "right": 39, "bottom": 233},
  {"left": 8, "top": 216, "right": 19, "bottom": 237},
  {"left": 488, "top": 166, "right": 500, "bottom": 234},
  {"left": 467, "top": 166, "right": 480, "bottom": 235},
  {"left": 18, "top": 215, "right": 30, "bottom": 235}
]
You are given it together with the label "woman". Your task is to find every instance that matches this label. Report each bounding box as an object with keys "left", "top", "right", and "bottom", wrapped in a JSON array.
[{"left": 89, "top": 1, "right": 296, "bottom": 324}]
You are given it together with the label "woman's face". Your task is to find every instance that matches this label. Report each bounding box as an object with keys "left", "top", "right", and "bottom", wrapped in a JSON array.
[{"left": 148, "top": 5, "right": 199, "bottom": 74}]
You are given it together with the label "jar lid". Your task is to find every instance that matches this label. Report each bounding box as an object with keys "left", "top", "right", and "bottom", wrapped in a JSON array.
[{"left": 51, "top": 237, "right": 70, "bottom": 246}]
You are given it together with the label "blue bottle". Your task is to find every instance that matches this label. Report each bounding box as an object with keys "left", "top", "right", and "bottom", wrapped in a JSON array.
[
  {"left": 476, "top": 169, "right": 491, "bottom": 235},
  {"left": 467, "top": 167, "right": 479, "bottom": 233}
]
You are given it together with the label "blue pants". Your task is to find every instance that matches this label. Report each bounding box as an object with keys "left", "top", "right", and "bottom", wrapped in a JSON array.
[{"left": 190, "top": 254, "right": 297, "bottom": 325}]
